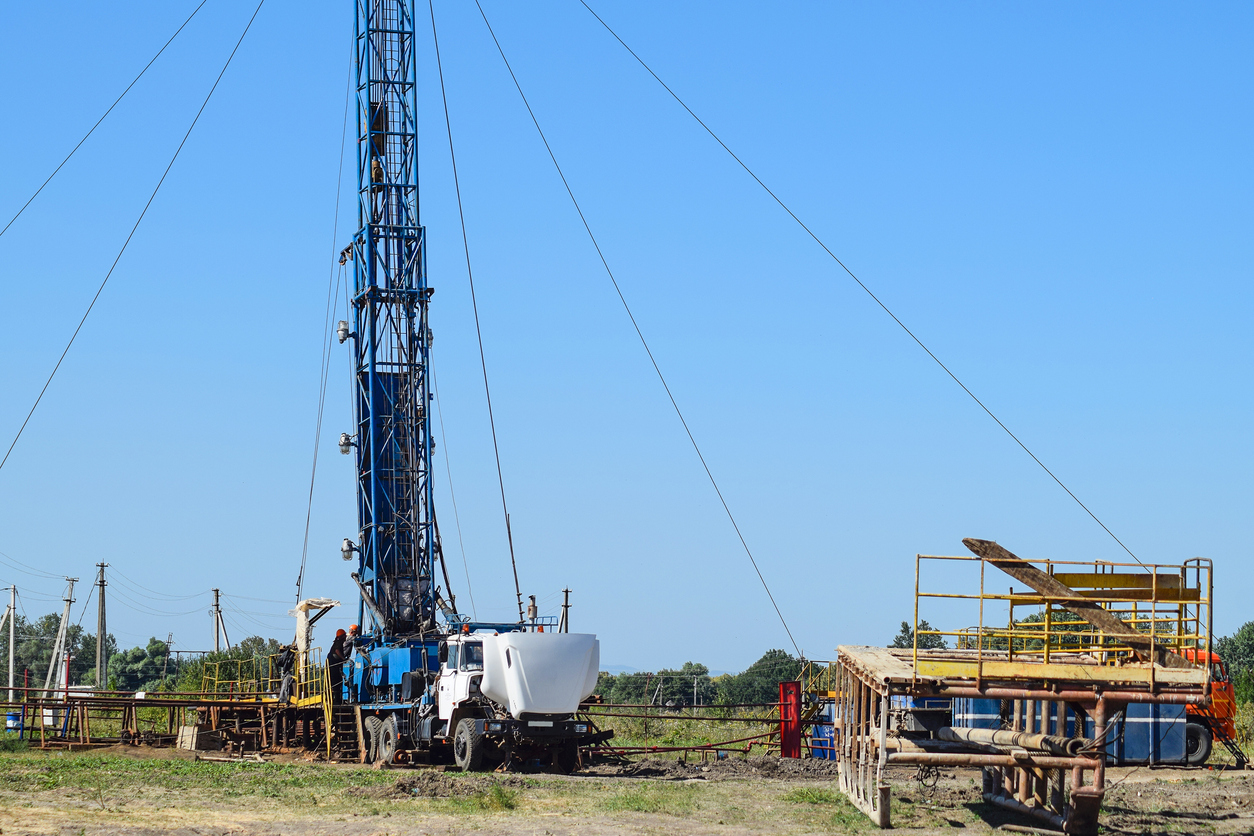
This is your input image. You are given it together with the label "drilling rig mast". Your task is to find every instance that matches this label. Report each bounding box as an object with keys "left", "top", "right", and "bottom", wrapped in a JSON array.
[{"left": 347, "top": 0, "right": 439, "bottom": 639}]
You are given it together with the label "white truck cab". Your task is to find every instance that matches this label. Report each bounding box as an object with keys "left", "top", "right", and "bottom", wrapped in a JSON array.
[{"left": 437, "top": 636, "right": 485, "bottom": 722}]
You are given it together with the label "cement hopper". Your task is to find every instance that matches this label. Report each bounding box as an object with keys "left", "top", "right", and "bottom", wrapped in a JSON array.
[{"left": 479, "top": 632, "right": 599, "bottom": 717}]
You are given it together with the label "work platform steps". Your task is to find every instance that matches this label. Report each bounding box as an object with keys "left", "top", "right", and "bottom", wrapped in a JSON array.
[{"left": 328, "top": 705, "right": 363, "bottom": 763}]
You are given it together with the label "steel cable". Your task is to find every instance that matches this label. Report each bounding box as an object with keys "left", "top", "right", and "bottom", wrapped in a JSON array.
[
  {"left": 296, "top": 38, "right": 356, "bottom": 603},
  {"left": 473, "top": 0, "right": 801, "bottom": 655},
  {"left": 430, "top": 0, "right": 523, "bottom": 621},
  {"left": 576, "top": 1, "right": 1143, "bottom": 566},
  {"left": 0, "top": 0, "right": 211, "bottom": 242},
  {"left": 0, "top": 0, "right": 267, "bottom": 475}
]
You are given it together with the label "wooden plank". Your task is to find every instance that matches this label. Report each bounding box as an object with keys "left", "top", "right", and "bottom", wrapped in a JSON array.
[
  {"left": 1053, "top": 572, "right": 1182, "bottom": 590},
  {"left": 837, "top": 645, "right": 932, "bottom": 687},
  {"left": 1007, "top": 588, "right": 1199, "bottom": 603},
  {"left": 963, "top": 539, "right": 1193, "bottom": 669}
]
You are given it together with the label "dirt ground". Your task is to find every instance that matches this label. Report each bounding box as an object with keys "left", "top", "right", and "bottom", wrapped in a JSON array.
[{"left": 2, "top": 748, "right": 1253, "bottom": 835}]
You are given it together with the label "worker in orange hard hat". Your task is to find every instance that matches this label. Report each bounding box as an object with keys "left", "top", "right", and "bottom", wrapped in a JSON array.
[{"left": 327, "top": 629, "right": 349, "bottom": 704}]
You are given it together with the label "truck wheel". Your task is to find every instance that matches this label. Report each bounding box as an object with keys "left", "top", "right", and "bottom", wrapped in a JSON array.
[
  {"left": 553, "top": 741, "right": 579, "bottom": 774},
  {"left": 453, "top": 718, "right": 484, "bottom": 772},
  {"left": 364, "top": 716, "right": 383, "bottom": 763},
  {"left": 1185, "top": 723, "right": 1212, "bottom": 765},
  {"left": 378, "top": 715, "right": 399, "bottom": 765}
]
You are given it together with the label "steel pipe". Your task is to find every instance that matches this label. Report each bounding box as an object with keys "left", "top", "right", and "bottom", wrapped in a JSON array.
[
  {"left": 886, "top": 752, "right": 1100, "bottom": 769},
  {"left": 937, "top": 726, "right": 1094, "bottom": 756},
  {"left": 936, "top": 687, "right": 1204, "bottom": 705},
  {"left": 981, "top": 791, "right": 1067, "bottom": 832}
]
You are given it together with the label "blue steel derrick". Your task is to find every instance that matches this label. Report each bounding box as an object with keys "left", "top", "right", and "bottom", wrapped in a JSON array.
[{"left": 349, "top": 0, "right": 439, "bottom": 642}]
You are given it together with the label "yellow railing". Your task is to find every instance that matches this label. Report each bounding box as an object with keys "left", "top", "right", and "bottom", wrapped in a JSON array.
[
  {"left": 199, "top": 647, "right": 324, "bottom": 701},
  {"left": 914, "top": 555, "right": 1212, "bottom": 668},
  {"left": 800, "top": 659, "right": 838, "bottom": 695}
]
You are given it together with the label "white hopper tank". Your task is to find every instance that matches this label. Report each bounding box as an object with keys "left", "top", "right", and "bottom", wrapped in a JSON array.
[{"left": 479, "top": 632, "right": 599, "bottom": 717}]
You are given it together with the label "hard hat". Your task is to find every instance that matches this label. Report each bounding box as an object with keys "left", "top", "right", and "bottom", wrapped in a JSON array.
[
  {"left": 336, "top": 629, "right": 346, "bottom": 637},
  {"left": 349, "top": 624, "right": 359, "bottom": 633}
]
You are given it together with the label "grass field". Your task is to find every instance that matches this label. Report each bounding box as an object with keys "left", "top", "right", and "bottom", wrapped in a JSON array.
[{"left": 3, "top": 747, "right": 1254, "bottom": 835}]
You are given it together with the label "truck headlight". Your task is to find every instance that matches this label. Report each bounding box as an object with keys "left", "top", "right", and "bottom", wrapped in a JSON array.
[
  {"left": 487, "top": 721, "right": 504, "bottom": 733},
  {"left": 573, "top": 723, "right": 588, "bottom": 734}
]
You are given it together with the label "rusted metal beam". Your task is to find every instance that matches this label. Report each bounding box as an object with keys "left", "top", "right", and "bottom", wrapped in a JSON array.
[{"left": 962, "top": 539, "right": 1192, "bottom": 669}]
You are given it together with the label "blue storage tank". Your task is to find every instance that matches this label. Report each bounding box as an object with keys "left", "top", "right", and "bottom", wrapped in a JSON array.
[
  {"left": 953, "top": 697, "right": 1188, "bottom": 765},
  {"left": 810, "top": 702, "right": 837, "bottom": 760}
]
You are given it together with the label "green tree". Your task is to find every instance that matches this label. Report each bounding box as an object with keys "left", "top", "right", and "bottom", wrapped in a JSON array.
[
  {"left": 592, "top": 671, "right": 616, "bottom": 698},
  {"left": 108, "top": 637, "right": 175, "bottom": 692},
  {"left": 1216, "top": 622, "right": 1254, "bottom": 678},
  {"left": 716, "top": 650, "right": 802, "bottom": 705},
  {"left": 609, "top": 671, "right": 651, "bottom": 704},
  {"left": 654, "top": 662, "right": 716, "bottom": 706},
  {"left": 0, "top": 612, "right": 113, "bottom": 688},
  {"left": 890, "top": 620, "right": 948, "bottom": 650}
]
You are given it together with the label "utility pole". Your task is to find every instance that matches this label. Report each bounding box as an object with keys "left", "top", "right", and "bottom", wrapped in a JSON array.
[
  {"left": 95, "top": 563, "right": 108, "bottom": 689},
  {"left": 161, "top": 632, "right": 173, "bottom": 680},
  {"left": 42, "top": 578, "right": 76, "bottom": 698},
  {"left": 211, "top": 590, "right": 231, "bottom": 651},
  {"left": 559, "top": 588, "right": 571, "bottom": 633},
  {"left": 212, "top": 589, "right": 221, "bottom": 652},
  {"left": 3, "top": 586, "right": 13, "bottom": 703}
]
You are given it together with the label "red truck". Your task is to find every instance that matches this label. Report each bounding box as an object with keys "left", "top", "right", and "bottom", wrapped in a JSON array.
[{"left": 1183, "top": 649, "right": 1241, "bottom": 765}]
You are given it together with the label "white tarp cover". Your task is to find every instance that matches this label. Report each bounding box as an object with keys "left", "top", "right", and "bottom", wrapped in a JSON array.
[{"left": 480, "top": 632, "right": 599, "bottom": 716}]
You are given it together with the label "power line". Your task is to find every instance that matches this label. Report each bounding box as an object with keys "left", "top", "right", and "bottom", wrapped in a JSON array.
[
  {"left": 0, "top": 550, "right": 65, "bottom": 581},
  {"left": 0, "top": 0, "right": 266, "bottom": 475},
  {"left": 0, "top": 0, "right": 210, "bottom": 242},
  {"left": 108, "top": 566, "right": 211, "bottom": 601},
  {"left": 576, "top": 1, "right": 1142, "bottom": 566},
  {"left": 472, "top": 0, "right": 801, "bottom": 655},
  {"left": 430, "top": 0, "right": 522, "bottom": 621}
]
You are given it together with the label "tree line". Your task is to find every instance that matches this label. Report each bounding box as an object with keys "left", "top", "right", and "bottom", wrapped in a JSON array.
[
  {"left": 592, "top": 649, "right": 803, "bottom": 706},
  {"left": 0, "top": 612, "right": 287, "bottom": 694}
]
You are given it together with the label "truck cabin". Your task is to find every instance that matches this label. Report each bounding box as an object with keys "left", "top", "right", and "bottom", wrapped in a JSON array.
[{"left": 439, "top": 638, "right": 485, "bottom": 673}]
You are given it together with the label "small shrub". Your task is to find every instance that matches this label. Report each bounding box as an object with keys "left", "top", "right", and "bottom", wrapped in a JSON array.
[{"left": 0, "top": 733, "right": 27, "bottom": 753}]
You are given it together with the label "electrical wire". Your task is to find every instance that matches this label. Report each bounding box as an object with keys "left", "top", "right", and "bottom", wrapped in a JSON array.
[
  {"left": 0, "top": 550, "right": 66, "bottom": 581},
  {"left": 75, "top": 584, "right": 96, "bottom": 627},
  {"left": 0, "top": 0, "right": 266, "bottom": 476},
  {"left": 223, "top": 593, "right": 295, "bottom": 605},
  {"left": 432, "top": 370, "right": 477, "bottom": 619},
  {"left": 296, "top": 37, "right": 355, "bottom": 602},
  {"left": 472, "top": 0, "right": 801, "bottom": 655},
  {"left": 108, "top": 566, "right": 211, "bottom": 600},
  {"left": 0, "top": 0, "right": 210, "bottom": 242},
  {"left": 106, "top": 585, "right": 208, "bottom": 618},
  {"left": 429, "top": 0, "right": 523, "bottom": 622},
  {"left": 576, "top": 1, "right": 1142, "bottom": 566}
]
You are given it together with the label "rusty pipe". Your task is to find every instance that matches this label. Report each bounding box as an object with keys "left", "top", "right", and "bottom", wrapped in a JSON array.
[
  {"left": 937, "top": 726, "right": 1094, "bottom": 757},
  {"left": 982, "top": 791, "right": 1067, "bottom": 831},
  {"left": 886, "top": 752, "right": 1100, "bottom": 769},
  {"left": 937, "top": 687, "right": 1204, "bottom": 705}
]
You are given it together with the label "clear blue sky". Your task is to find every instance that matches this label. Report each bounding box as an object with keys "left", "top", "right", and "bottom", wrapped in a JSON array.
[{"left": 0, "top": 1, "right": 1250, "bottom": 671}]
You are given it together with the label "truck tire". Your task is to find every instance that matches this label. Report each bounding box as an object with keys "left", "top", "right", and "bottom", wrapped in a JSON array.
[
  {"left": 364, "top": 716, "right": 383, "bottom": 763},
  {"left": 453, "top": 718, "right": 484, "bottom": 772},
  {"left": 378, "top": 715, "right": 399, "bottom": 765},
  {"left": 1185, "top": 722, "right": 1212, "bottom": 765},
  {"left": 553, "top": 741, "right": 579, "bottom": 774}
]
